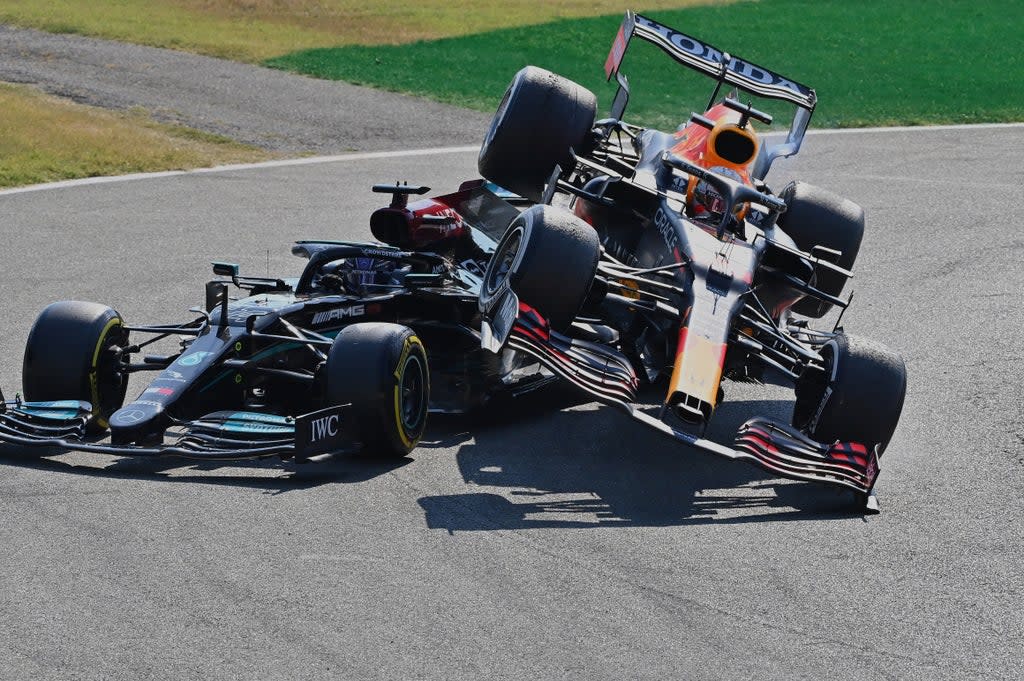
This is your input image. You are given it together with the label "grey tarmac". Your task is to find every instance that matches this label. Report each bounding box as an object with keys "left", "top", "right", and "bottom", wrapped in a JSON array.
[
  {"left": 0, "top": 21, "right": 1021, "bottom": 680},
  {"left": 0, "top": 124, "right": 1021, "bottom": 679}
]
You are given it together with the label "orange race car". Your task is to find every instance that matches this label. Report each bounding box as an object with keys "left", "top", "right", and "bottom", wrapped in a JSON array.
[{"left": 475, "top": 11, "right": 907, "bottom": 512}]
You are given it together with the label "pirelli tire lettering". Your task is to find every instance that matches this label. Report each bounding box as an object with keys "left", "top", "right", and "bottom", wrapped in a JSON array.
[{"left": 392, "top": 335, "right": 428, "bottom": 450}]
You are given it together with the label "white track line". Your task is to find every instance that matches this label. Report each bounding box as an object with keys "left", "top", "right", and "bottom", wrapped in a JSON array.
[
  {"left": 806, "top": 122, "right": 1024, "bottom": 135},
  {"left": 0, "top": 145, "right": 479, "bottom": 197},
  {"left": 1, "top": 122, "right": 1021, "bottom": 197}
]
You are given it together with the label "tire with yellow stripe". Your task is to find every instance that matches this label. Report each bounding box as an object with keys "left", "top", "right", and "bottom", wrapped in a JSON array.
[
  {"left": 22, "top": 301, "right": 129, "bottom": 433},
  {"left": 324, "top": 323, "right": 429, "bottom": 458}
]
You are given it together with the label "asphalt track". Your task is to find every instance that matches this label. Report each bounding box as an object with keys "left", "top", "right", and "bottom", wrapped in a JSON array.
[{"left": 0, "top": 126, "right": 1021, "bottom": 680}]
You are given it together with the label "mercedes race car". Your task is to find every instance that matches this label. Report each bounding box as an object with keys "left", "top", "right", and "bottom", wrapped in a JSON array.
[
  {"left": 0, "top": 183, "right": 550, "bottom": 462},
  {"left": 473, "top": 12, "right": 907, "bottom": 511}
]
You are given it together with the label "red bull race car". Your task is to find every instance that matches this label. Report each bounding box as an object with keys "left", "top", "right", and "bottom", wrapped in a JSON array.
[{"left": 473, "top": 12, "right": 906, "bottom": 512}]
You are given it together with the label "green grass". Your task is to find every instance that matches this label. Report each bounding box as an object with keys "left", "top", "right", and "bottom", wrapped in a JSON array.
[
  {"left": 266, "top": 0, "right": 1024, "bottom": 129},
  {"left": 0, "top": 84, "right": 271, "bottom": 188},
  {"left": 0, "top": 0, "right": 722, "bottom": 61}
]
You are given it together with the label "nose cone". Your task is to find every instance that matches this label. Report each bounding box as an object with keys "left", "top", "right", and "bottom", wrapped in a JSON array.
[{"left": 109, "top": 400, "right": 167, "bottom": 444}]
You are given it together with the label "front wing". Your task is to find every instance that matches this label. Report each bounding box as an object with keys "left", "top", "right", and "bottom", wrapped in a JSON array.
[
  {"left": 500, "top": 304, "right": 881, "bottom": 512},
  {"left": 0, "top": 395, "right": 357, "bottom": 461}
]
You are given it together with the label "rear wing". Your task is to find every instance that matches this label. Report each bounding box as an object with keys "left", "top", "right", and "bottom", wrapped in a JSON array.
[{"left": 605, "top": 11, "right": 817, "bottom": 175}]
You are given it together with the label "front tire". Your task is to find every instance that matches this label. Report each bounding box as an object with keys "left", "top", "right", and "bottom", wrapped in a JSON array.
[
  {"left": 793, "top": 334, "right": 907, "bottom": 454},
  {"left": 478, "top": 66, "right": 597, "bottom": 202},
  {"left": 480, "top": 204, "right": 600, "bottom": 332},
  {"left": 22, "top": 301, "right": 129, "bottom": 432},
  {"left": 777, "top": 181, "right": 865, "bottom": 318},
  {"left": 324, "top": 323, "right": 429, "bottom": 458}
]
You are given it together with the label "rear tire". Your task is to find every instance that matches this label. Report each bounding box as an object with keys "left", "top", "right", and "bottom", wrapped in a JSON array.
[
  {"left": 478, "top": 66, "right": 597, "bottom": 202},
  {"left": 22, "top": 301, "right": 129, "bottom": 433},
  {"left": 480, "top": 205, "right": 600, "bottom": 332},
  {"left": 793, "top": 334, "right": 907, "bottom": 454},
  {"left": 324, "top": 323, "right": 429, "bottom": 458},
  {"left": 777, "top": 181, "right": 864, "bottom": 318}
]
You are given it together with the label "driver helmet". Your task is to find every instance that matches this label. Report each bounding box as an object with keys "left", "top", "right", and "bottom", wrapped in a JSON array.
[
  {"left": 690, "top": 165, "right": 742, "bottom": 222},
  {"left": 338, "top": 257, "right": 400, "bottom": 294}
]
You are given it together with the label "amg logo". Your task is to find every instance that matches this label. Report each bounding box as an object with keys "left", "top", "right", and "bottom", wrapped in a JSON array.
[
  {"left": 312, "top": 305, "right": 365, "bottom": 325},
  {"left": 653, "top": 208, "right": 679, "bottom": 251},
  {"left": 310, "top": 414, "right": 340, "bottom": 442}
]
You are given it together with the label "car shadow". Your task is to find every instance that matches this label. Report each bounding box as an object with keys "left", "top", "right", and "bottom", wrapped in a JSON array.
[
  {"left": 418, "top": 385, "right": 865, "bottom": 530},
  {"left": 0, "top": 444, "right": 412, "bottom": 494}
]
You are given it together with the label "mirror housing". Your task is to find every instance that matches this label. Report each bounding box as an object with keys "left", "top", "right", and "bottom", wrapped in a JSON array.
[{"left": 212, "top": 261, "right": 240, "bottom": 278}]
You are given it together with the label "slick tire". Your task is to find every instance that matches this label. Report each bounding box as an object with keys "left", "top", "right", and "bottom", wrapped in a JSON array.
[
  {"left": 793, "top": 334, "right": 907, "bottom": 454},
  {"left": 324, "top": 323, "right": 429, "bottom": 458},
  {"left": 480, "top": 204, "right": 600, "bottom": 332},
  {"left": 22, "top": 300, "right": 129, "bottom": 433},
  {"left": 777, "top": 181, "right": 865, "bottom": 318},
  {"left": 478, "top": 66, "right": 597, "bottom": 202}
]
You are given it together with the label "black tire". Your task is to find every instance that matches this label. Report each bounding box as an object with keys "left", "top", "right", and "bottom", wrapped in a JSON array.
[
  {"left": 478, "top": 66, "right": 597, "bottom": 202},
  {"left": 793, "top": 334, "right": 907, "bottom": 454},
  {"left": 324, "top": 323, "right": 429, "bottom": 458},
  {"left": 480, "top": 204, "right": 600, "bottom": 332},
  {"left": 22, "top": 301, "right": 129, "bottom": 432},
  {"left": 777, "top": 181, "right": 865, "bottom": 318}
]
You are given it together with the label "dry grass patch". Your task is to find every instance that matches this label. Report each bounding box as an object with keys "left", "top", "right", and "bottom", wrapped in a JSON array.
[
  {"left": 0, "top": 0, "right": 730, "bottom": 60},
  {"left": 0, "top": 83, "right": 271, "bottom": 188}
]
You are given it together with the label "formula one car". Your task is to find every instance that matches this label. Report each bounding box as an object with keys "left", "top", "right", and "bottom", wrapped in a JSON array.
[
  {"left": 473, "top": 12, "right": 907, "bottom": 511},
  {"left": 0, "top": 183, "right": 549, "bottom": 462}
]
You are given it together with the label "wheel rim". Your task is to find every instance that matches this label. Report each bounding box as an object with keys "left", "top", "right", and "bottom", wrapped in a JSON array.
[
  {"left": 92, "top": 322, "right": 129, "bottom": 425},
  {"left": 399, "top": 353, "right": 426, "bottom": 433},
  {"left": 483, "top": 224, "right": 524, "bottom": 297}
]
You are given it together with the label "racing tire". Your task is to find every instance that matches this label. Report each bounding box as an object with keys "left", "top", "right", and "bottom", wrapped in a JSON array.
[
  {"left": 22, "top": 300, "right": 129, "bottom": 433},
  {"left": 324, "top": 323, "right": 429, "bottom": 458},
  {"left": 478, "top": 65, "right": 597, "bottom": 202},
  {"left": 792, "top": 334, "right": 907, "bottom": 454},
  {"left": 777, "top": 181, "right": 864, "bottom": 318},
  {"left": 480, "top": 204, "right": 600, "bottom": 332}
]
